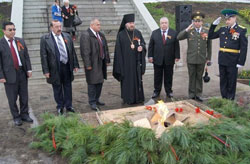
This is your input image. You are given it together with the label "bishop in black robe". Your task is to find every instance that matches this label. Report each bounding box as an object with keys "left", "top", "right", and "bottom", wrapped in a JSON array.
[{"left": 113, "top": 14, "right": 146, "bottom": 104}]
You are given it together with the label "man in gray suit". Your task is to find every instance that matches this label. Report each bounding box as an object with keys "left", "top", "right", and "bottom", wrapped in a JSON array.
[
  {"left": 40, "top": 20, "right": 79, "bottom": 114},
  {"left": 80, "top": 18, "right": 110, "bottom": 111},
  {"left": 0, "top": 22, "right": 33, "bottom": 126}
]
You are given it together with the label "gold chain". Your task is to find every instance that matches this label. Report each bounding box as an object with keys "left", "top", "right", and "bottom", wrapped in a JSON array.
[{"left": 125, "top": 29, "right": 134, "bottom": 45}]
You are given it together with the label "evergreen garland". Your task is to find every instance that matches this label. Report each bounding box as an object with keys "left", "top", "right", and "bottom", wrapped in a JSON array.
[{"left": 30, "top": 98, "right": 250, "bottom": 164}]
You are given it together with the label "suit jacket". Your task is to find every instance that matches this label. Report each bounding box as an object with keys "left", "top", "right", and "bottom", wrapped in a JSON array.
[
  {"left": 0, "top": 37, "right": 31, "bottom": 84},
  {"left": 148, "top": 28, "right": 180, "bottom": 65},
  {"left": 40, "top": 32, "right": 79, "bottom": 85},
  {"left": 80, "top": 28, "right": 110, "bottom": 84},
  {"left": 177, "top": 27, "right": 212, "bottom": 64},
  {"left": 208, "top": 24, "right": 248, "bottom": 66}
]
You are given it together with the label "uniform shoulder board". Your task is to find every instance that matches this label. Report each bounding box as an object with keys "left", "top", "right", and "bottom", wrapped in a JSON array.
[
  {"left": 238, "top": 25, "right": 246, "bottom": 29},
  {"left": 203, "top": 26, "right": 209, "bottom": 30}
]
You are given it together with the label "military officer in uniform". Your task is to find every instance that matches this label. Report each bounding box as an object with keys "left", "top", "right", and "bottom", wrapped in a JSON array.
[
  {"left": 208, "top": 9, "right": 248, "bottom": 100},
  {"left": 177, "top": 11, "right": 212, "bottom": 101}
]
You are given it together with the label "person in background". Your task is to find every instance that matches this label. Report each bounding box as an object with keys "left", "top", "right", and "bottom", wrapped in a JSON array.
[
  {"left": 0, "top": 22, "right": 33, "bottom": 126},
  {"left": 61, "top": 0, "right": 78, "bottom": 41},
  {"left": 52, "top": 0, "right": 62, "bottom": 22},
  {"left": 208, "top": 9, "right": 248, "bottom": 100}
]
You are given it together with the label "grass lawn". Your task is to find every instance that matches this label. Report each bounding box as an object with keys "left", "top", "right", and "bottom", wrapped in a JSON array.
[
  {"left": 145, "top": 2, "right": 250, "bottom": 35},
  {"left": 0, "top": 29, "right": 3, "bottom": 38}
]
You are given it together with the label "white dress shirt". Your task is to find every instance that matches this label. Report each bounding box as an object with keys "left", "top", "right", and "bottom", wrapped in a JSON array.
[
  {"left": 90, "top": 27, "right": 97, "bottom": 37},
  {"left": 161, "top": 28, "right": 169, "bottom": 40},
  {"left": 52, "top": 32, "right": 67, "bottom": 53},
  {"left": 4, "top": 35, "right": 22, "bottom": 66},
  {"left": 196, "top": 27, "right": 202, "bottom": 33}
]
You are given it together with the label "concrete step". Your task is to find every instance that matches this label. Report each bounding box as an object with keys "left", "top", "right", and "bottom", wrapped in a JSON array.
[
  {"left": 30, "top": 64, "right": 154, "bottom": 80},
  {"left": 23, "top": 27, "right": 48, "bottom": 33},
  {"left": 23, "top": 5, "right": 47, "bottom": 9},
  {"left": 24, "top": 3, "right": 47, "bottom": 7},
  {"left": 23, "top": 18, "right": 48, "bottom": 23},
  {"left": 22, "top": 0, "right": 151, "bottom": 83},
  {"left": 28, "top": 46, "right": 116, "bottom": 61}
]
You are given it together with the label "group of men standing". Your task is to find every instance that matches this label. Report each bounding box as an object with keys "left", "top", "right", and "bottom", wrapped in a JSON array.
[{"left": 0, "top": 8, "right": 248, "bottom": 126}]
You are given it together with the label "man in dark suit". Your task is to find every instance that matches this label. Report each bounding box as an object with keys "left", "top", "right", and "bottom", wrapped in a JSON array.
[
  {"left": 208, "top": 9, "right": 248, "bottom": 100},
  {"left": 148, "top": 17, "right": 180, "bottom": 99},
  {"left": 0, "top": 22, "right": 33, "bottom": 126},
  {"left": 40, "top": 20, "right": 79, "bottom": 114},
  {"left": 80, "top": 18, "right": 110, "bottom": 110}
]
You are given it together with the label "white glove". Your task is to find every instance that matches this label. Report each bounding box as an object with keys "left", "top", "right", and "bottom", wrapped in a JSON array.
[
  {"left": 236, "top": 64, "right": 243, "bottom": 68},
  {"left": 213, "top": 17, "right": 222, "bottom": 25}
]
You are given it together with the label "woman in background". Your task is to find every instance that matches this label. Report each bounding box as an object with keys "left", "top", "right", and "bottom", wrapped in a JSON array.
[
  {"left": 61, "top": 0, "right": 78, "bottom": 41},
  {"left": 52, "top": 0, "right": 62, "bottom": 22}
]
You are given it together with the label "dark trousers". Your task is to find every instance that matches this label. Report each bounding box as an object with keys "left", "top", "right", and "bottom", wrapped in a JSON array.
[
  {"left": 153, "top": 64, "right": 174, "bottom": 95},
  {"left": 219, "top": 65, "right": 238, "bottom": 100},
  {"left": 4, "top": 68, "right": 29, "bottom": 119},
  {"left": 88, "top": 83, "right": 103, "bottom": 105},
  {"left": 187, "top": 63, "right": 205, "bottom": 98},
  {"left": 52, "top": 63, "right": 72, "bottom": 109}
]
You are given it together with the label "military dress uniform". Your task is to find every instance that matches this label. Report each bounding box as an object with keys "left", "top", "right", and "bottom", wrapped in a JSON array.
[
  {"left": 208, "top": 10, "right": 248, "bottom": 100},
  {"left": 177, "top": 12, "right": 212, "bottom": 100}
]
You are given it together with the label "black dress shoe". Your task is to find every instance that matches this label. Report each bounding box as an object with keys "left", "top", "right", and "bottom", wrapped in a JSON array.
[
  {"left": 191, "top": 97, "right": 196, "bottom": 100},
  {"left": 90, "top": 104, "right": 100, "bottom": 111},
  {"left": 21, "top": 116, "right": 33, "bottom": 123},
  {"left": 152, "top": 92, "right": 160, "bottom": 98},
  {"left": 195, "top": 96, "right": 203, "bottom": 102},
  {"left": 96, "top": 101, "right": 105, "bottom": 106},
  {"left": 66, "top": 107, "right": 75, "bottom": 113},
  {"left": 57, "top": 108, "right": 64, "bottom": 115},
  {"left": 167, "top": 92, "right": 173, "bottom": 98},
  {"left": 14, "top": 118, "right": 22, "bottom": 126}
]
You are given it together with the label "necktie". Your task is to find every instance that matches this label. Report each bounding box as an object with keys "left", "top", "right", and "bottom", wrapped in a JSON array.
[
  {"left": 96, "top": 32, "right": 104, "bottom": 59},
  {"left": 56, "top": 35, "right": 68, "bottom": 64},
  {"left": 162, "top": 30, "right": 166, "bottom": 45},
  {"left": 8, "top": 39, "right": 19, "bottom": 70},
  {"left": 196, "top": 28, "right": 200, "bottom": 34}
]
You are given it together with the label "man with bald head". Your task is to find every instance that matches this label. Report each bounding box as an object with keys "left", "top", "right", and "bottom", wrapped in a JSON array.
[
  {"left": 148, "top": 17, "right": 180, "bottom": 99},
  {"left": 80, "top": 18, "right": 110, "bottom": 111}
]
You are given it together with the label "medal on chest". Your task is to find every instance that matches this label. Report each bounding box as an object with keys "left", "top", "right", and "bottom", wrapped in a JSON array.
[
  {"left": 126, "top": 30, "right": 135, "bottom": 50},
  {"left": 131, "top": 43, "right": 135, "bottom": 49},
  {"left": 230, "top": 28, "right": 240, "bottom": 40},
  {"left": 232, "top": 32, "right": 240, "bottom": 40}
]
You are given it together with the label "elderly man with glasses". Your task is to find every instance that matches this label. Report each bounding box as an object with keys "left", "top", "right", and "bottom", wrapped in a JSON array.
[{"left": 0, "top": 22, "right": 33, "bottom": 126}]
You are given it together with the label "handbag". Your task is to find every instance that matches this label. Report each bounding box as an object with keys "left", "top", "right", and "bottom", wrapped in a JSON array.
[{"left": 73, "top": 15, "right": 82, "bottom": 26}]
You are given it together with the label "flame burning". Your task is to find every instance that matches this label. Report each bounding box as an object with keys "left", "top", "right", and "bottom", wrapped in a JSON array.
[{"left": 156, "top": 100, "right": 169, "bottom": 123}]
